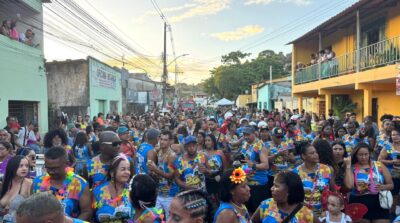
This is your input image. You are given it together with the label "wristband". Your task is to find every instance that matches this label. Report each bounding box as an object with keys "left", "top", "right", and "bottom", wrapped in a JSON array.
[{"left": 252, "top": 163, "right": 257, "bottom": 171}]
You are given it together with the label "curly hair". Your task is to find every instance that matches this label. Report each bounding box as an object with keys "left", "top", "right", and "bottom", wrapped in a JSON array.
[{"left": 43, "top": 129, "right": 68, "bottom": 148}]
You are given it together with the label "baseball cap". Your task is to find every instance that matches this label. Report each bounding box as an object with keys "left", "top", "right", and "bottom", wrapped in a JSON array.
[
  {"left": 147, "top": 128, "right": 160, "bottom": 141},
  {"left": 184, "top": 135, "right": 197, "bottom": 145},
  {"left": 117, "top": 126, "right": 129, "bottom": 134},
  {"left": 271, "top": 127, "right": 284, "bottom": 136},
  {"left": 242, "top": 126, "right": 255, "bottom": 134},
  {"left": 240, "top": 118, "right": 249, "bottom": 124}
]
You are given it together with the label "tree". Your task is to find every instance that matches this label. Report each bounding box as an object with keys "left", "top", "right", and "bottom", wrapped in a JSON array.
[
  {"left": 221, "top": 51, "right": 251, "bottom": 65},
  {"left": 203, "top": 49, "right": 291, "bottom": 101}
]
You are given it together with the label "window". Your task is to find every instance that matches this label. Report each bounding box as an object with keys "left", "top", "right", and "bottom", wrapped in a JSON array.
[{"left": 264, "top": 102, "right": 268, "bottom": 109}]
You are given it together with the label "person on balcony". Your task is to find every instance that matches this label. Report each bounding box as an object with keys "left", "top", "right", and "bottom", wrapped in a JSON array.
[{"left": 309, "top": 53, "right": 318, "bottom": 65}]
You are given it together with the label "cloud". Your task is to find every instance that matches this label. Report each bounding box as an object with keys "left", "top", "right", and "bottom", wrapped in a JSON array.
[
  {"left": 210, "top": 25, "right": 264, "bottom": 41},
  {"left": 170, "top": 0, "right": 231, "bottom": 22},
  {"left": 244, "top": 0, "right": 312, "bottom": 6},
  {"left": 133, "top": 0, "right": 231, "bottom": 24}
]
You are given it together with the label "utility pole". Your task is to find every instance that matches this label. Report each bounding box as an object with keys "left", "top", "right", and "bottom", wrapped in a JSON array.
[{"left": 162, "top": 22, "right": 168, "bottom": 108}]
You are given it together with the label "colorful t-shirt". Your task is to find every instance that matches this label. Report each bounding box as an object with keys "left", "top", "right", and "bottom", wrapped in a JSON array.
[
  {"left": 157, "top": 150, "right": 179, "bottom": 197},
  {"left": 213, "top": 202, "right": 250, "bottom": 223},
  {"left": 259, "top": 198, "right": 314, "bottom": 223},
  {"left": 205, "top": 150, "right": 224, "bottom": 176},
  {"left": 73, "top": 144, "right": 91, "bottom": 175},
  {"left": 293, "top": 163, "right": 332, "bottom": 214},
  {"left": 120, "top": 141, "right": 136, "bottom": 159},
  {"left": 240, "top": 139, "right": 268, "bottom": 185},
  {"left": 265, "top": 141, "right": 293, "bottom": 176},
  {"left": 130, "top": 207, "right": 165, "bottom": 223},
  {"left": 343, "top": 134, "right": 369, "bottom": 153},
  {"left": 136, "top": 143, "right": 154, "bottom": 174},
  {"left": 93, "top": 182, "right": 133, "bottom": 222},
  {"left": 32, "top": 171, "right": 88, "bottom": 218},
  {"left": 381, "top": 143, "right": 400, "bottom": 178},
  {"left": 214, "top": 131, "right": 226, "bottom": 149},
  {"left": 87, "top": 155, "right": 110, "bottom": 189},
  {"left": 175, "top": 153, "right": 207, "bottom": 190},
  {"left": 351, "top": 161, "right": 385, "bottom": 195}
]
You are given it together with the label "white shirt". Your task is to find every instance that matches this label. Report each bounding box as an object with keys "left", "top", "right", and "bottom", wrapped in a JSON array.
[{"left": 17, "top": 127, "right": 37, "bottom": 146}]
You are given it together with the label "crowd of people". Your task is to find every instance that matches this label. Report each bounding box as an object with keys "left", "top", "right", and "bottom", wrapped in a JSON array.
[
  {"left": 295, "top": 47, "right": 336, "bottom": 71},
  {"left": 0, "top": 15, "right": 36, "bottom": 47},
  {"left": 0, "top": 107, "right": 400, "bottom": 223}
]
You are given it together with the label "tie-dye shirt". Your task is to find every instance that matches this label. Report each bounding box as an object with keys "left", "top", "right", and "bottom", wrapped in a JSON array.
[
  {"left": 175, "top": 152, "right": 207, "bottom": 190},
  {"left": 292, "top": 163, "right": 332, "bottom": 215},
  {"left": 33, "top": 173, "right": 88, "bottom": 218},
  {"left": 259, "top": 198, "right": 314, "bottom": 223}
]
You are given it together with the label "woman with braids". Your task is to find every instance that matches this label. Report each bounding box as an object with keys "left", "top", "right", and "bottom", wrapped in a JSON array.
[
  {"left": 129, "top": 174, "right": 165, "bottom": 223},
  {"left": 92, "top": 154, "right": 134, "bottom": 222},
  {"left": 167, "top": 189, "right": 213, "bottom": 223},
  {"left": 213, "top": 168, "right": 251, "bottom": 223}
]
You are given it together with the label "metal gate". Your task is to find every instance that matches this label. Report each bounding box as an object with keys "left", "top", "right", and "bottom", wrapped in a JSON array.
[{"left": 8, "top": 101, "right": 38, "bottom": 126}]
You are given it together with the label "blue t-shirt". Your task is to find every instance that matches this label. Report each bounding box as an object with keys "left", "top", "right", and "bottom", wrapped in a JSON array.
[{"left": 136, "top": 143, "right": 154, "bottom": 174}]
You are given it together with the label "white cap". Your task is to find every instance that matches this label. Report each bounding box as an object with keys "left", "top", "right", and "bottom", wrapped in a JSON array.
[
  {"left": 224, "top": 112, "right": 233, "bottom": 120},
  {"left": 249, "top": 121, "right": 257, "bottom": 126},
  {"left": 240, "top": 118, "right": 249, "bottom": 124},
  {"left": 257, "top": 121, "right": 267, "bottom": 128}
]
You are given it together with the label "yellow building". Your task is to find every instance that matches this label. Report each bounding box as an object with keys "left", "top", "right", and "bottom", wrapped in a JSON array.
[
  {"left": 290, "top": 0, "right": 400, "bottom": 125},
  {"left": 236, "top": 94, "right": 252, "bottom": 108}
]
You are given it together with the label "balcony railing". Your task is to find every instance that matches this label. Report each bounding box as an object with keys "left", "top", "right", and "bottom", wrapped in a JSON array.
[{"left": 295, "top": 35, "right": 400, "bottom": 85}]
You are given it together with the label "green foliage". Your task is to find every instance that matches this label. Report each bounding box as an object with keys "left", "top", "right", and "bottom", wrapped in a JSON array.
[
  {"left": 332, "top": 95, "right": 358, "bottom": 119},
  {"left": 202, "top": 50, "right": 291, "bottom": 100}
]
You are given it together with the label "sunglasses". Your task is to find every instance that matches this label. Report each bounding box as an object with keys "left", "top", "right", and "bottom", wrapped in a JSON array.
[
  {"left": 275, "top": 135, "right": 284, "bottom": 139},
  {"left": 102, "top": 141, "right": 122, "bottom": 147},
  {"left": 28, "top": 156, "right": 36, "bottom": 161}
]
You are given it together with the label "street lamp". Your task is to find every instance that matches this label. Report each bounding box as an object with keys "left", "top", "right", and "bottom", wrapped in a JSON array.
[{"left": 168, "top": 53, "right": 189, "bottom": 67}]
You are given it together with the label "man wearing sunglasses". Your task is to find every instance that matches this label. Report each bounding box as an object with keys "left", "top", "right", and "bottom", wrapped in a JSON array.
[
  {"left": 84, "top": 131, "right": 121, "bottom": 189},
  {"left": 266, "top": 127, "right": 296, "bottom": 177},
  {"left": 32, "top": 147, "right": 92, "bottom": 221}
]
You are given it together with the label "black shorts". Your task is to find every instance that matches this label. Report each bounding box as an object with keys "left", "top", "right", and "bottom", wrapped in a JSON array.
[
  {"left": 245, "top": 184, "right": 271, "bottom": 213},
  {"left": 349, "top": 194, "right": 390, "bottom": 220},
  {"left": 392, "top": 178, "right": 400, "bottom": 195}
]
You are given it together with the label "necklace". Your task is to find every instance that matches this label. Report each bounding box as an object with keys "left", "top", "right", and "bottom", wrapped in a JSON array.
[
  {"left": 39, "top": 167, "right": 74, "bottom": 201},
  {"left": 231, "top": 201, "right": 246, "bottom": 211}
]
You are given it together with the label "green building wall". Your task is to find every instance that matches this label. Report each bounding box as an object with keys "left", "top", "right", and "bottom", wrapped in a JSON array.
[
  {"left": 88, "top": 57, "right": 122, "bottom": 118},
  {"left": 0, "top": 35, "right": 48, "bottom": 132}
]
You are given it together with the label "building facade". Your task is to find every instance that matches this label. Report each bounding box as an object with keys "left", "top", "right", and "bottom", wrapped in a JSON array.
[
  {"left": 46, "top": 57, "right": 122, "bottom": 129},
  {"left": 0, "top": 0, "right": 49, "bottom": 132},
  {"left": 291, "top": 0, "right": 400, "bottom": 124}
]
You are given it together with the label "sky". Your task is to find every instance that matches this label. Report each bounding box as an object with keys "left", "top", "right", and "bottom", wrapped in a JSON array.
[{"left": 44, "top": 0, "right": 359, "bottom": 84}]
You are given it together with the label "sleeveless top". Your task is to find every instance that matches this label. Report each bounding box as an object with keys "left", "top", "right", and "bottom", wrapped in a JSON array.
[
  {"left": 2, "top": 179, "right": 26, "bottom": 223},
  {"left": 259, "top": 198, "right": 314, "bottom": 223},
  {"left": 351, "top": 161, "right": 385, "bottom": 195},
  {"left": 157, "top": 150, "right": 179, "bottom": 197},
  {"left": 240, "top": 139, "right": 268, "bottom": 185},
  {"left": 93, "top": 182, "right": 133, "bottom": 222},
  {"left": 136, "top": 143, "right": 154, "bottom": 174},
  {"left": 381, "top": 142, "right": 400, "bottom": 178},
  {"left": 213, "top": 202, "right": 251, "bottom": 223},
  {"left": 292, "top": 163, "right": 331, "bottom": 214}
]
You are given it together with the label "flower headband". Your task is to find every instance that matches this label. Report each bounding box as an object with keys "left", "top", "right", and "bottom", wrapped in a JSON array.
[
  {"left": 230, "top": 167, "right": 246, "bottom": 184},
  {"left": 112, "top": 154, "right": 129, "bottom": 165}
]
